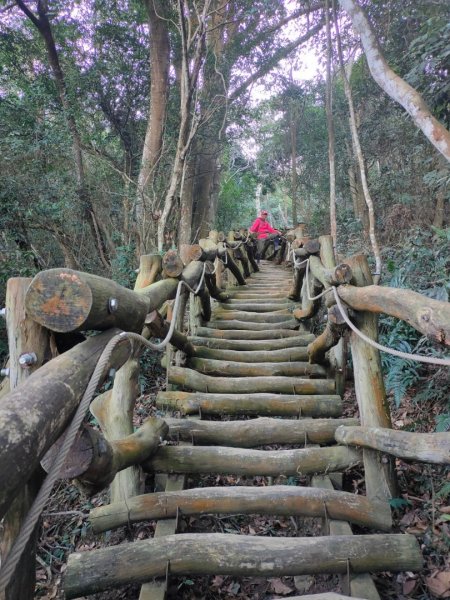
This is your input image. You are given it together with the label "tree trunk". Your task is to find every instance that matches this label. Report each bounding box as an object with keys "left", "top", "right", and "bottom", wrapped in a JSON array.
[
  {"left": 340, "top": 0, "right": 450, "bottom": 162},
  {"left": 325, "top": 0, "right": 337, "bottom": 250},
  {"left": 136, "top": 0, "right": 170, "bottom": 251}
]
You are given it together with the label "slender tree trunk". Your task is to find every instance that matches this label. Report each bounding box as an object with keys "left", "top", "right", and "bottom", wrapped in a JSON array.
[
  {"left": 290, "top": 101, "right": 298, "bottom": 226},
  {"left": 16, "top": 0, "right": 109, "bottom": 266},
  {"left": 334, "top": 5, "right": 381, "bottom": 282},
  {"left": 136, "top": 0, "right": 170, "bottom": 252},
  {"left": 325, "top": 1, "right": 337, "bottom": 251},
  {"left": 340, "top": 0, "right": 450, "bottom": 162}
]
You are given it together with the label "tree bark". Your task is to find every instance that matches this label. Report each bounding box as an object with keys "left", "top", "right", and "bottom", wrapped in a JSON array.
[
  {"left": 0, "top": 329, "right": 132, "bottom": 520},
  {"left": 191, "top": 345, "right": 308, "bottom": 362},
  {"left": 325, "top": 0, "right": 337, "bottom": 250},
  {"left": 194, "top": 327, "right": 310, "bottom": 340},
  {"left": 188, "top": 357, "right": 327, "bottom": 378},
  {"left": 340, "top": 0, "right": 450, "bottom": 162},
  {"left": 90, "top": 483, "right": 389, "bottom": 534},
  {"left": 190, "top": 333, "right": 314, "bottom": 351},
  {"left": 136, "top": 0, "right": 170, "bottom": 251},
  {"left": 168, "top": 366, "right": 335, "bottom": 395},
  {"left": 65, "top": 533, "right": 422, "bottom": 597},
  {"left": 134, "top": 254, "right": 163, "bottom": 288},
  {"left": 156, "top": 391, "right": 343, "bottom": 417},
  {"left": 145, "top": 445, "right": 361, "bottom": 477},
  {"left": 336, "top": 426, "right": 450, "bottom": 465},
  {"left": 337, "top": 283, "right": 450, "bottom": 346}
]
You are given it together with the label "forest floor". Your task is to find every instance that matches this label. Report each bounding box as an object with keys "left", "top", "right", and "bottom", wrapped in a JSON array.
[{"left": 34, "top": 357, "right": 450, "bottom": 600}]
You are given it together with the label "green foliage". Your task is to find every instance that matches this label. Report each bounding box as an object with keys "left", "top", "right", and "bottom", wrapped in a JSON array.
[
  {"left": 110, "top": 244, "right": 137, "bottom": 289},
  {"left": 380, "top": 231, "right": 449, "bottom": 419}
]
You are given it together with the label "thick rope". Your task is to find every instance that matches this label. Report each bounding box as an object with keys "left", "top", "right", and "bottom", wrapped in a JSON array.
[
  {"left": 331, "top": 287, "right": 450, "bottom": 368},
  {"left": 0, "top": 265, "right": 208, "bottom": 593}
]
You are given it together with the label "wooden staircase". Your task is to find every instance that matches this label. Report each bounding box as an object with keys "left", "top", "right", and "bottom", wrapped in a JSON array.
[{"left": 66, "top": 261, "right": 422, "bottom": 599}]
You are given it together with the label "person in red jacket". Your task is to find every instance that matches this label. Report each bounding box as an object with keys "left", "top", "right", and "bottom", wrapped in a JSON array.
[{"left": 249, "top": 209, "right": 280, "bottom": 263}]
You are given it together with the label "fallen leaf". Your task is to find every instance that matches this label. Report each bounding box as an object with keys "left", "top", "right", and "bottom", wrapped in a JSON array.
[
  {"left": 403, "top": 578, "right": 416, "bottom": 595},
  {"left": 269, "top": 578, "right": 293, "bottom": 595},
  {"left": 426, "top": 571, "right": 450, "bottom": 598}
]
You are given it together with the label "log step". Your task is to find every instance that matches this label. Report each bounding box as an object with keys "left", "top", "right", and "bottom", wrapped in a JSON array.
[
  {"left": 143, "top": 445, "right": 361, "bottom": 476},
  {"left": 165, "top": 417, "right": 358, "bottom": 446},
  {"left": 89, "top": 484, "right": 391, "bottom": 533},
  {"left": 191, "top": 345, "right": 309, "bottom": 362},
  {"left": 218, "top": 302, "right": 294, "bottom": 312},
  {"left": 195, "top": 327, "right": 308, "bottom": 339},
  {"left": 187, "top": 357, "right": 327, "bottom": 378},
  {"left": 65, "top": 533, "right": 422, "bottom": 598},
  {"left": 212, "top": 310, "right": 292, "bottom": 323},
  {"left": 189, "top": 334, "right": 314, "bottom": 350},
  {"left": 156, "top": 391, "right": 343, "bottom": 417},
  {"left": 168, "top": 366, "right": 335, "bottom": 394},
  {"left": 206, "top": 319, "right": 299, "bottom": 330}
]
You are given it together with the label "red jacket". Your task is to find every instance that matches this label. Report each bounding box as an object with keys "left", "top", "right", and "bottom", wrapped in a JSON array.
[{"left": 249, "top": 217, "right": 277, "bottom": 239}]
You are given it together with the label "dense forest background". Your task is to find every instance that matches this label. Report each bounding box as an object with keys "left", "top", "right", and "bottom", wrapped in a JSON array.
[{"left": 0, "top": 0, "right": 449, "bottom": 418}]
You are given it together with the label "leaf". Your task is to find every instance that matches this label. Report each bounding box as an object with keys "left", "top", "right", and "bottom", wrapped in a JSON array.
[
  {"left": 269, "top": 578, "right": 294, "bottom": 595},
  {"left": 426, "top": 571, "right": 450, "bottom": 598}
]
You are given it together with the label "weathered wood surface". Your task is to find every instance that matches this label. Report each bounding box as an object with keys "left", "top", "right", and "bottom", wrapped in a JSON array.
[
  {"left": 194, "top": 327, "right": 307, "bottom": 340},
  {"left": 145, "top": 311, "right": 194, "bottom": 355},
  {"left": 162, "top": 250, "right": 184, "bottom": 278},
  {"left": 188, "top": 357, "right": 327, "bottom": 378},
  {"left": 337, "top": 284, "right": 450, "bottom": 346},
  {"left": 90, "top": 484, "right": 391, "bottom": 533},
  {"left": 313, "top": 474, "right": 382, "bottom": 600},
  {"left": 144, "top": 445, "right": 361, "bottom": 476},
  {"left": 213, "top": 309, "right": 292, "bottom": 323},
  {"left": 1, "top": 278, "right": 51, "bottom": 600},
  {"left": 218, "top": 302, "right": 292, "bottom": 312},
  {"left": 65, "top": 533, "right": 422, "bottom": 598},
  {"left": 0, "top": 329, "right": 132, "bottom": 520},
  {"left": 206, "top": 319, "right": 300, "bottom": 331},
  {"left": 309, "top": 256, "right": 352, "bottom": 287},
  {"left": 336, "top": 426, "right": 450, "bottom": 465},
  {"left": 134, "top": 254, "right": 162, "bottom": 288},
  {"left": 308, "top": 305, "right": 347, "bottom": 365},
  {"left": 42, "top": 418, "right": 168, "bottom": 494},
  {"left": 293, "top": 268, "right": 323, "bottom": 321},
  {"left": 157, "top": 391, "right": 343, "bottom": 417},
  {"left": 346, "top": 255, "right": 397, "bottom": 502},
  {"left": 191, "top": 345, "right": 309, "bottom": 362},
  {"left": 25, "top": 268, "right": 179, "bottom": 333},
  {"left": 166, "top": 417, "right": 357, "bottom": 447},
  {"left": 168, "top": 366, "right": 335, "bottom": 394},
  {"left": 190, "top": 334, "right": 313, "bottom": 351}
]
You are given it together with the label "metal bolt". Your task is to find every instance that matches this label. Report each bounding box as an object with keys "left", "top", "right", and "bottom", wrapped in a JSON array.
[
  {"left": 109, "top": 368, "right": 116, "bottom": 380},
  {"left": 1, "top": 368, "right": 10, "bottom": 377},
  {"left": 19, "top": 352, "right": 37, "bottom": 367},
  {"left": 0, "top": 308, "right": 6, "bottom": 319},
  {"left": 108, "top": 298, "right": 119, "bottom": 313}
]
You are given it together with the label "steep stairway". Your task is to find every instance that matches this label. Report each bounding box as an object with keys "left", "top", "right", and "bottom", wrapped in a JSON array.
[{"left": 68, "top": 261, "right": 422, "bottom": 600}]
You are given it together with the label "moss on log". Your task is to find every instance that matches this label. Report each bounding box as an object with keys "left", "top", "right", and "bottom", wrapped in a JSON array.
[
  {"left": 168, "top": 366, "right": 335, "bottom": 394},
  {"left": 156, "top": 391, "right": 342, "bottom": 417},
  {"left": 89, "top": 484, "right": 390, "bottom": 534},
  {"left": 65, "top": 533, "right": 421, "bottom": 597}
]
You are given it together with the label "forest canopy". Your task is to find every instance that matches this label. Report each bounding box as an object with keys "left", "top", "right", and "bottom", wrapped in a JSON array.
[{"left": 0, "top": 0, "right": 448, "bottom": 281}]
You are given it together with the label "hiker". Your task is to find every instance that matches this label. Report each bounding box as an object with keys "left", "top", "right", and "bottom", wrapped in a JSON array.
[{"left": 249, "top": 209, "right": 280, "bottom": 263}]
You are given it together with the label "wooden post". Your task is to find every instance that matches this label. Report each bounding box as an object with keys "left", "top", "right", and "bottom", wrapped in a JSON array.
[
  {"left": 345, "top": 255, "right": 397, "bottom": 501},
  {"left": 1, "top": 278, "right": 51, "bottom": 600},
  {"left": 134, "top": 254, "right": 162, "bottom": 288}
]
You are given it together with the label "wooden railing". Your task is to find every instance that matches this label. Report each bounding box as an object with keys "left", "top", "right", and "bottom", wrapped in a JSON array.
[{"left": 0, "top": 224, "right": 449, "bottom": 599}]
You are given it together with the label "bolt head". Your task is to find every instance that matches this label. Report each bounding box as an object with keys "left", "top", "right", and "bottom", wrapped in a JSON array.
[{"left": 108, "top": 298, "right": 119, "bottom": 313}]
